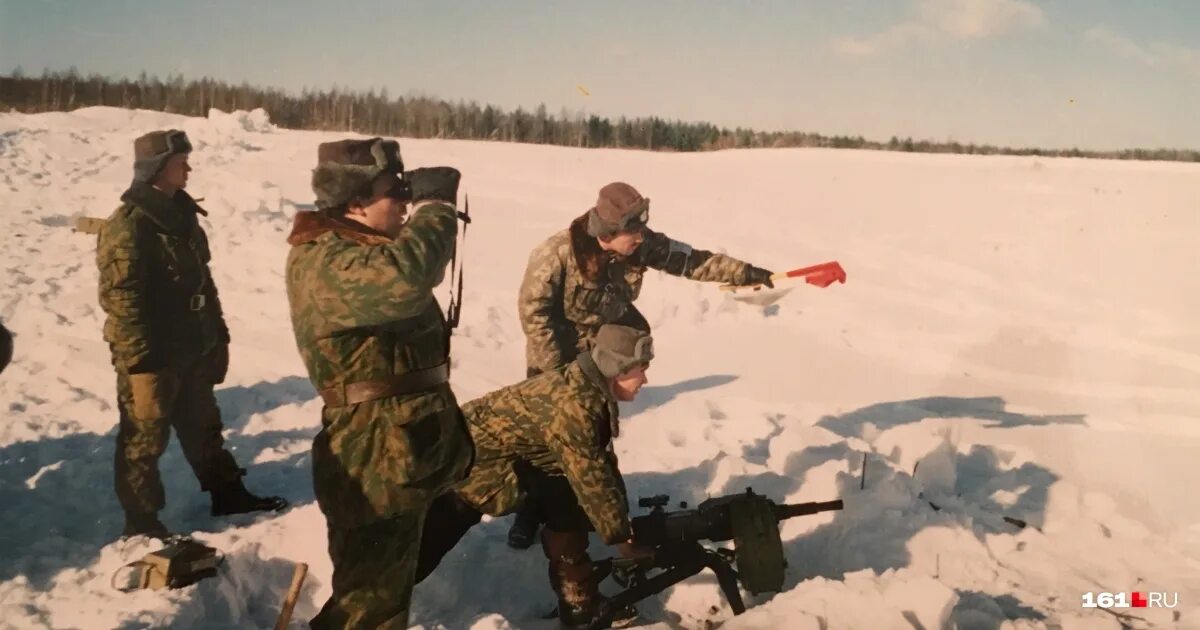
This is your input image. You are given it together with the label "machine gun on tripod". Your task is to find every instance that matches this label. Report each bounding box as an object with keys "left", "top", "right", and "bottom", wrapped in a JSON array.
[{"left": 595, "top": 488, "right": 843, "bottom": 621}]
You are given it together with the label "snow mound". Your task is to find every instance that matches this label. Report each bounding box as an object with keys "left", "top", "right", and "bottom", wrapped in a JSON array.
[{"left": 206, "top": 107, "right": 275, "bottom": 134}]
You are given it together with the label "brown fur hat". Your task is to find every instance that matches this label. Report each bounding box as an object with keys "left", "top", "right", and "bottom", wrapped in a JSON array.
[
  {"left": 586, "top": 182, "right": 650, "bottom": 237},
  {"left": 132, "top": 129, "right": 192, "bottom": 183},
  {"left": 591, "top": 324, "right": 654, "bottom": 378},
  {"left": 311, "top": 138, "right": 404, "bottom": 209}
]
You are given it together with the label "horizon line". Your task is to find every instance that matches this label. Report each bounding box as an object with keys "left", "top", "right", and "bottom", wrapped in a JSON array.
[{"left": 5, "top": 65, "right": 1200, "bottom": 157}]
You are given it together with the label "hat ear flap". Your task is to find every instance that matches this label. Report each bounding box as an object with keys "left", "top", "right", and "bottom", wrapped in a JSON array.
[
  {"left": 635, "top": 336, "right": 654, "bottom": 363},
  {"left": 590, "top": 346, "right": 623, "bottom": 378},
  {"left": 312, "top": 165, "right": 375, "bottom": 209},
  {"left": 586, "top": 208, "right": 611, "bottom": 238},
  {"left": 377, "top": 139, "right": 403, "bottom": 174}
]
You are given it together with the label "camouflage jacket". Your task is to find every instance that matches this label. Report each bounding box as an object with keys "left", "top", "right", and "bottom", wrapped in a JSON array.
[
  {"left": 519, "top": 213, "right": 753, "bottom": 373},
  {"left": 96, "top": 183, "right": 229, "bottom": 373},
  {"left": 455, "top": 352, "right": 631, "bottom": 544},
  {"left": 285, "top": 203, "right": 473, "bottom": 528}
]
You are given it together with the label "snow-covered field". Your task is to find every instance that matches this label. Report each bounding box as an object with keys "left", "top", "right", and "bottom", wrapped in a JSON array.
[{"left": 1, "top": 107, "right": 1197, "bottom": 629}]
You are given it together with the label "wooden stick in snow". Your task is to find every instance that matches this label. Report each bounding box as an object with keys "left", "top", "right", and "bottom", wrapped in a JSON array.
[{"left": 275, "top": 562, "right": 308, "bottom": 630}]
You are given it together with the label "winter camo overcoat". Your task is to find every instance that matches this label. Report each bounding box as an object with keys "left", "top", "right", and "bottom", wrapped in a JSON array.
[
  {"left": 519, "top": 214, "right": 752, "bottom": 374},
  {"left": 285, "top": 203, "right": 472, "bottom": 528},
  {"left": 455, "top": 352, "right": 632, "bottom": 544}
]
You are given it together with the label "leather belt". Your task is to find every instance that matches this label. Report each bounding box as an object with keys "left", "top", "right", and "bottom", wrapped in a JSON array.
[{"left": 318, "top": 363, "right": 450, "bottom": 407}]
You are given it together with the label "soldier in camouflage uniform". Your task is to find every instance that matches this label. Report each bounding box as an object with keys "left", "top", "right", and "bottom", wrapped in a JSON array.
[
  {"left": 285, "top": 137, "right": 473, "bottom": 629},
  {"left": 508, "top": 181, "right": 773, "bottom": 547},
  {"left": 97, "top": 130, "right": 287, "bottom": 540},
  {"left": 414, "top": 324, "right": 657, "bottom": 629}
]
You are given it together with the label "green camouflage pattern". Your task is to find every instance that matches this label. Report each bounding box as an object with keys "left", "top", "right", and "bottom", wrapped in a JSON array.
[
  {"left": 97, "top": 183, "right": 230, "bottom": 374},
  {"left": 285, "top": 202, "right": 473, "bottom": 529},
  {"left": 454, "top": 353, "right": 632, "bottom": 544},
  {"left": 113, "top": 353, "right": 243, "bottom": 514},
  {"left": 309, "top": 512, "right": 424, "bottom": 630},
  {"left": 519, "top": 221, "right": 753, "bottom": 373},
  {"left": 97, "top": 183, "right": 240, "bottom": 515}
]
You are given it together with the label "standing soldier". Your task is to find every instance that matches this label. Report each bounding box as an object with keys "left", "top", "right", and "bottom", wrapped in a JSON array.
[
  {"left": 97, "top": 130, "right": 287, "bottom": 540},
  {"left": 415, "top": 324, "right": 656, "bottom": 629},
  {"left": 509, "top": 181, "right": 773, "bottom": 548},
  {"left": 285, "top": 137, "right": 473, "bottom": 629}
]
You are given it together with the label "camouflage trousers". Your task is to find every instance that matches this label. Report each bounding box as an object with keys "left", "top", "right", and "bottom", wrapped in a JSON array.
[
  {"left": 413, "top": 492, "right": 482, "bottom": 584},
  {"left": 416, "top": 475, "right": 595, "bottom": 583},
  {"left": 310, "top": 506, "right": 429, "bottom": 630},
  {"left": 415, "top": 484, "right": 599, "bottom": 626},
  {"left": 332, "top": 491, "right": 582, "bottom": 627},
  {"left": 114, "top": 356, "right": 242, "bottom": 516}
]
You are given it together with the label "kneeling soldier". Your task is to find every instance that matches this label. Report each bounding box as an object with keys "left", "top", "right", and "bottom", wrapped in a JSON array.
[{"left": 415, "top": 324, "right": 656, "bottom": 629}]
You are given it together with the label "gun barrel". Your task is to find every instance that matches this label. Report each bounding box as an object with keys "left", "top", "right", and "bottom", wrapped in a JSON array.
[{"left": 774, "top": 499, "right": 843, "bottom": 520}]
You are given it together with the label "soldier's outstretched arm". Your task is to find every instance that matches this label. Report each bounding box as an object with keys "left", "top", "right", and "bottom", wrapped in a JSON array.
[
  {"left": 97, "top": 214, "right": 159, "bottom": 373},
  {"left": 518, "top": 241, "right": 567, "bottom": 372},
  {"left": 310, "top": 202, "right": 459, "bottom": 329},
  {"left": 549, "top": 407, "right": 632, "bottom": 544},
  {"left": 637, "top": 229, "right": 760, "bottom": 285}
]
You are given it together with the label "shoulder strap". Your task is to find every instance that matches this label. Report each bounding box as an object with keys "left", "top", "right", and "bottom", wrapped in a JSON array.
[{"left": 445, "top": 195, "right": 471, "bottom": 364}]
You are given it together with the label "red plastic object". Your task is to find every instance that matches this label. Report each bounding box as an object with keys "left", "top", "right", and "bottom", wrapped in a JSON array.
[{"left": 780, "top": 261, "right": 846, "bottom": 288}]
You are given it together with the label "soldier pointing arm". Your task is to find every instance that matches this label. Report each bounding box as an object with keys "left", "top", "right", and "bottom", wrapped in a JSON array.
[{"left": 519, "top": 181, "right": 772, "bottom": 376}]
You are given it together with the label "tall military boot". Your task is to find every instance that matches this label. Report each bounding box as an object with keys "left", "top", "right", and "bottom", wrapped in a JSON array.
[
  {"left": 542, "top": 529, "right": 600, "bottom": 629},
  {"left": 209, "top": 477, "right": 288, "bottom": 516},
  {"left": 121, "top": 510, "right": 171, "bottom": 540}
]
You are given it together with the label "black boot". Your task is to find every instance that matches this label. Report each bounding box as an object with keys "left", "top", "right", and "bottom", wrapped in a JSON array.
[
  {"left": 547, "top": 600, "right": 638, "bottom": 629},
  {"left": 543, "top": 529, "right": 606, "bottom": 629},
  {"left": 121, "top": 511, "right": 171, "bottom": 540},
  {"left": 605, "top": 601, "right": 639, "bottom": 629},
  {"left": 209, "top": 478, "right": 288, "bottom": 516},
  {"left": 507, "top": 505, "right": 541, "bottom": 549}
]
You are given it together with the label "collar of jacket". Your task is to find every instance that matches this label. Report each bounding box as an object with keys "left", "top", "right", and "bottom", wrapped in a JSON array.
[
  {"left": 121, "top": 183, "right": 206, "bottom": 233},
  {"left": 569, "top": 211, "right": 610, "bottom": 281},
  {"left": 576, "top": 351, "right": 621, "bottom": 436},
  {"left": 286, "top": 210, "right": 394, "bottom": 246}
]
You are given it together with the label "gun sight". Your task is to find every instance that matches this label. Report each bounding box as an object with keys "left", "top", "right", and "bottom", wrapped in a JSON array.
[{"left": 637, "top": 494, "right": 670, "bottom": 509}]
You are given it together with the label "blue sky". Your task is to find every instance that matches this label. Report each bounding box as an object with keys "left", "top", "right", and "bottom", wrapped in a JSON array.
[{"left": 2, "top": 0, "right": 1198, "bottom": 150}]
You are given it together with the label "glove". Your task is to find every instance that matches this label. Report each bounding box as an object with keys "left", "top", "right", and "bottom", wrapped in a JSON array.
[
  {"left": 743, "top": 265, "right": 775, "bottom": 288},
  {"left": 208, "top": 343, "right": 230, "bottom": 384},
  {"left": 128, "top": 372, "right": 178, "bottom": 422},
  {"left": 406, "top": 167, "right": 461, "bottom": 204}
]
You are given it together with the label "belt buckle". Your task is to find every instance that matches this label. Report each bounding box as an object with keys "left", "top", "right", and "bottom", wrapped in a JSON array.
[{"left": 190, "top": 294, "right": 207, "bottom": 311}]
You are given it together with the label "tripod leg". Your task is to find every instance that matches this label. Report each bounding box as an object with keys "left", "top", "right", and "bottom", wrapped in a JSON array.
[{"left": 703, "top": 551, "right": 746, "bottom": 614}]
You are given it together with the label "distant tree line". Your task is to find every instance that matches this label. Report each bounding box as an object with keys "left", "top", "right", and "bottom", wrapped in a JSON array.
[{"left": 3, "top": 68, "right": 1197, "bottom": 162}]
